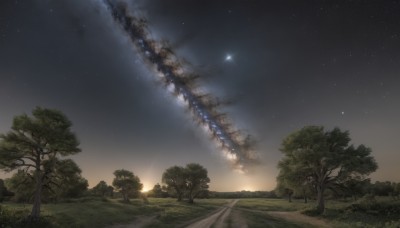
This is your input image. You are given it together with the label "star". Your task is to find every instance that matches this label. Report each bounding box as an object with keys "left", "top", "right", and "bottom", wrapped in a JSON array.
[
  {"left": 225, "top": 54, "right": 233, "bottom": 62},
  {"left": 341, "top": 111, "right": 345, "bottom": 115}
]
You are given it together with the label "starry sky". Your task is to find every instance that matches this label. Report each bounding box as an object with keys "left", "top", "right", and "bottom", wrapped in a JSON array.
[{"left": 1, "top": 0, "right": 399, "bottom": 192}]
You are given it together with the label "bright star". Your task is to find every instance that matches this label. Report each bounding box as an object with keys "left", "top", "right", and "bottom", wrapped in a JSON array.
[{"left": 225, "top": 54, "right": 233, "bottom": 62}]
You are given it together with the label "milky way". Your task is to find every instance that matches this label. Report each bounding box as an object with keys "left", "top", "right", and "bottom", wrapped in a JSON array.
[{"left": 102, "top": 0, "right": 258, "bottom": 172}]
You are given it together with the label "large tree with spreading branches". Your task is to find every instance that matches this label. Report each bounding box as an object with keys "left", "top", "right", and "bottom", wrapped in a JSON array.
[
  {"left": 278, "top": 126, "right": 378, "bottom": 213},
  {"left": 0, "top": 107, "right": 81, "bottom": 219}
]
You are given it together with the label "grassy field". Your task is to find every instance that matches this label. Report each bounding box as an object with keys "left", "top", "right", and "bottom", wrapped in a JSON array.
[
  {"left": 2, "top": 197, "right": 400, "bottom": 227},
  {"left": 311, "top": 197, "right": 400, "bottom": 228},
  {"left": 1, "top": 197, "right": 229, "bottom": 228},
  {"left": 236, "top": 197, "right": 400, "bottom": 228},
  {"left": 235, "top": 198, "right": 311, "bottom": 212}
]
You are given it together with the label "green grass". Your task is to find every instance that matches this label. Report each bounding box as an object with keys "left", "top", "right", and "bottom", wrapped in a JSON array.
[
  {"left": 236, "top": 197, "right": 400, "bottom": 228},
  {"left": 1, "top": 197, "right": 229, "bottom": 228},
  {"left": 236, "top": 198, "right": 312, "bottom": 212},
  {"left": 240, "top": 210, "right": 313, "bottom": 228},
  {"left": 234, "top": 199, "right": 317, "bottom": 228},
  {"left": 312, "top": 197, "right": 400, "bottom": 228},
  {"left": 4, "top": 197, "right": 399, "bottom": 227}
]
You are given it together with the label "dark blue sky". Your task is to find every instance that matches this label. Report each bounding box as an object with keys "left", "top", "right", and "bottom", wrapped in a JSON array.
[{"left": 0, "top": 0, "right": 399, "bottom": 191}]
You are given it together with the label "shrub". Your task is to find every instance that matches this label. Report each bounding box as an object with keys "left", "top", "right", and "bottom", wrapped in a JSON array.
[{"left": 0, "top": 205, "right": 52, "bottom": 228}]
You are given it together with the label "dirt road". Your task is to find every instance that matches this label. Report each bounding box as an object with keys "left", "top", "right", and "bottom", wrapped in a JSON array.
[{"left": 186, "top": 199, "right": 239, "bottom": 228}]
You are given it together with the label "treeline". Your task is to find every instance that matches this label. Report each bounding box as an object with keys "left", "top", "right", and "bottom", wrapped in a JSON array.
[
  {"left": 209, "top": 190, "right": 277, "bottom": 198},
  {"left": 276, "top": 180, "right": 400, "bottom": 202},
  {"left": 0, "top": 108, "right": 210, "bottom": 221},
  {"left": 147, "top": 187, "right": 278, "bottom": 199}
]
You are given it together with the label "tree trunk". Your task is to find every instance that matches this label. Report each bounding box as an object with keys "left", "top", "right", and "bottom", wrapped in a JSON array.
[
  {"left": 31, "top": 170, "right": 43, "bottom": 219},
  {"left": 316, "top": 184, "right": 325, "bottom": 213},
  {"left": 288, "top": 193, "right": 292, "bottom": 203},
  {"left": 188, "top": 192, "right": 194, "bottom": 204},
  {"left": 303, "top": 189, "right": 308, "bottom": 203},
  {"left": 188, "top": 189, "right": 194, "bottom": 204},
  {"left": 177, "top": 192, "right": 182, "bottom": 201},
  {"left": 123, "top": 192, "right": 129, "bottom": 202}
]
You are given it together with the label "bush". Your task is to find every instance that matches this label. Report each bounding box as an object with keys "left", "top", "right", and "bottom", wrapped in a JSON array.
[
  {"left": 346, "top": 198, "right": 400, "bottom": 219},
  {"left": 0, "top": 205, "right": 52, "bottom": 228}
]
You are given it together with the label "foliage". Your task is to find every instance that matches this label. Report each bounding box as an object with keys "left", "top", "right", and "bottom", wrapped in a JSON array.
[
  {"left": 162, "top": 166, "right": 187, "bottom": 201},
  {"left": 2, "top": 198, "right": 227, "bottom": 227},
  {"left": 5, "top": 159, "right": 88, "bottom": 203},
  {"left": 371, "top": 181, "right": 396, "bottom": 196},
  {"left": 5, "top": 170, "right": 35, "bottom": 203},
  {"left": 112, "top": 169, "right": 142, "bottom": 202},
  {"left": 300, "top": 196, "right": 400, "bottom": 228},
  {"left": 209, "top": 190, "right": 277, "bottom": 199},
  {"left": 43, "top": 158, "right": 88, "bottom": 200},
  {"left": 147, "top": 183, "right": 169, "bottom": 198},
  {"left": 278, "top": 126, "right": 378, "bottom": 213},
  {"left": 185, "top": 163, "right": 210, "bottom": 203},
  {"left": 0, "top": 107, "right": 81, "bottom": 218},
  {"left": 162, "top": 163, "right": 210, "bottom": 203},
  {"left": 0, "top": 179, "right": 14, "bottom": 202},
  {"left": 92, "top": 180, "right": 114, "bottom": 197},
  {"left": 0, "top": 205, "right": 52, "bottom": 228}
]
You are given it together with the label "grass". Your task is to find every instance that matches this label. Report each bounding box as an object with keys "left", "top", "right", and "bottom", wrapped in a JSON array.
[
  {"left": 239, "top": 210, "right": 313, "bottom": 228},
  {"left": 234, "top": 199, "right": 317, "bottom": 228},
  {"left": 3, "top": 197, "right": 399, "bottom": 227},
  {"left": 236, "top": 198, "right": 312, "bottom": 212},
  {"left": 236, "top": 197, "right": 400, "bottom": 228},
  {"left": 1, "top": 197, "right": 229, "bottom": 228},
  {"left": 312, "top": 197, "right": 400, "bottom": 228}
]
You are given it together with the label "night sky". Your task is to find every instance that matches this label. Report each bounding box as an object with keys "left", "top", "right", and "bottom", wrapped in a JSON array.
[{"left": 1, "top": 0, "right": 399, "bottom": 191}]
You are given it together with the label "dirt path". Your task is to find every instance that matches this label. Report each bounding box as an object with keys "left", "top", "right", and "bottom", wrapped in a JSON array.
[
  {"left": 186, "top": 199, "right": 239, "bottom": 228},
  {"left": 266, "top": 211, "right": 331, "bottom": 228}
]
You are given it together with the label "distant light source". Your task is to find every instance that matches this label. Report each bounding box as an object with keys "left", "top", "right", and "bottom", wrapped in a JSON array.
[{"left": 225, "top": 54, "right": 233, "bottom": 62}]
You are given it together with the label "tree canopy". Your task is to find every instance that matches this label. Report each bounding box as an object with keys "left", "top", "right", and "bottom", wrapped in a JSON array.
[
  {"left": 92, "top": 181, "right": 114, "bottom": 197},
  {"left": 112, "top": 169, "right": 142, "bottom": 202},
  {"left": 162, "top": 163, "right": 210, "bottom": 203},
  {"left": 162, "top": 166, "right": 187, "bottom": 201},
  {"left": 0, "top": 107, "right": 81, "bottom": 218},
  {"left": 5, "top": 159, "right": 87, "bottom": 202},
  {"left": 277, "top": 126, "right": 378, "bottom": 213}
]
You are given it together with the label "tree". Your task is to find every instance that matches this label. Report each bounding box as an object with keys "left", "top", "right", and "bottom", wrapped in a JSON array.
[
  {"left": 277, "top": 159, "right": 313, "bottom": 203},
  {"left": 0, "top": 179, "right": 14, "bottom": 202},
  {"left": 112, "top": 169, "right": 142, "bottom": 202},
  {"left": 148, "top": 183, "right": 167, "bottom": 198},
  {"left": 5, "top": 158, "right": 87, "bottom": 203},
  {"left": 47, "top": 159, "right": 88, "bottom": 199},
  {"left": 341, "top": 177, "right": 370, "bottom": 201},
  {"left": 278, "top": 126, "right": 378, "bottom": 213},
  {"left": 5, "top": 170, "right": 34, "bottom": 203},
  {"left": 92, "top": 181, "right": 114, "bottom": 197},
  {"left": 275, "top": 181, "right": 294, "bottom": 203},
  {"left": 185, "top": 163, "right": 210, "bottom": 203},
  {"left": 162, "top": 163, "right": 210, "bottom": 203},
  {"left": 0, "top": 107, "right": 81, "bottom": 219},
  {"left": 107, "top": 186, "right": 115, "bottom": 197},
  {"left": 93, "top": 181, "right": 109, "bottom": 197},
  {"left": 162, "top": 166, "right": 187, "bottom": 201}
]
